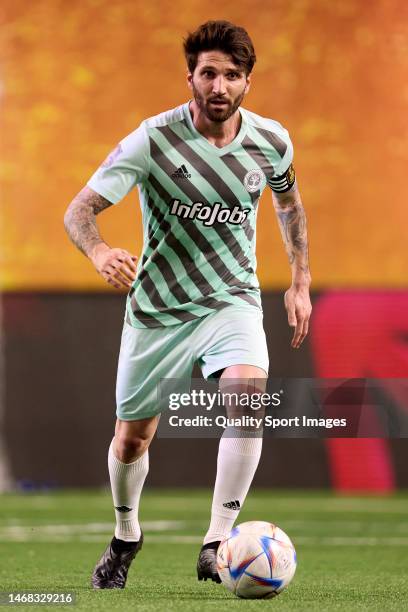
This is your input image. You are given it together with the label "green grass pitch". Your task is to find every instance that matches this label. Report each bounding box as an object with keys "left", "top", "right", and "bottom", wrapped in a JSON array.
[{"left": 1, "top": 489, "right": 407, "bottom": 610}]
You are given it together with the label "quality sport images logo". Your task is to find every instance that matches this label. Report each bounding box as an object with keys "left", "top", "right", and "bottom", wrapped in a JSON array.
[{"left": 169, "top": 198, "right": 250, "bottom": 226}]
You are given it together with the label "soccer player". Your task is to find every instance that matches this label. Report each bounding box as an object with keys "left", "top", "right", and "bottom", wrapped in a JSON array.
[{"left": 64, "top": 20, "right": 311, "bottom": 588}]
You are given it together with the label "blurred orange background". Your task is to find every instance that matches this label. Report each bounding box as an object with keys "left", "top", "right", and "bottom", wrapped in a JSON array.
[{"left": 1, "top": 0, "right": 407, "bottom": 290}]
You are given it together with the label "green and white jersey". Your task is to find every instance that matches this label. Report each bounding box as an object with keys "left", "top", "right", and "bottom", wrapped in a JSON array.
[{"left": 87, "top": 102, "right": 294, "bottom": 328}]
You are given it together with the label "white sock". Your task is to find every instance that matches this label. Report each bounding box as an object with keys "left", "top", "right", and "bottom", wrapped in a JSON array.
[
  {"left": 203, "top": 428, "right": 262, "bottom": 545},
  {"left": 108, "top": 439, "right": 149, "bottom": 542}
]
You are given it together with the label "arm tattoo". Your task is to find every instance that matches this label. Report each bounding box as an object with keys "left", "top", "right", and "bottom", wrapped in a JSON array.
[
  {"left": 64, "top": 186, "right": 113, "bottom": 257},
  {"left": 273, "top": 187, "right": 310, "bottom": 275}
]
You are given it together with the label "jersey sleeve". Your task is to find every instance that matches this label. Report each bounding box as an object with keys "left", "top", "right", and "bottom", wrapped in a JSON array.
[
  {"left": 87, "top": 122, "right": 150, "bottom": 204},
  {"left": 268, "top": 132, "right": 296, "bottom": 193}
]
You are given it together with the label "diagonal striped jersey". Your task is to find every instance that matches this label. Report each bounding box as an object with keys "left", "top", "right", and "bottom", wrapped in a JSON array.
[{"left": 87, "top": 101, "right": 294, "bottom": 328}]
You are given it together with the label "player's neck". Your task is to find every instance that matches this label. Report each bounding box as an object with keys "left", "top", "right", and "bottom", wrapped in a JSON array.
[{"left": 189, "top": 100, "right": 241, "bottom": 148}]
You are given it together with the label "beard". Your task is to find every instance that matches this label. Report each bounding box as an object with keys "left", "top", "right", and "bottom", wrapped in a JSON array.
[{"left": 191, "top": 81, "right": 246, "bottom": 123}]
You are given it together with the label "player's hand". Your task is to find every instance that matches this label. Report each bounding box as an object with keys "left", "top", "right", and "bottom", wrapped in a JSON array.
[
  {"left": 284, "top": 284, "right": 312, "bottom": 349},
  {"left": 90, "top": 243, "right": 138, "bottom": 290}
]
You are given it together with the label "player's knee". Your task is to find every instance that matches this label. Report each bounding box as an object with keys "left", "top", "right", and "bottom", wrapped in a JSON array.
[{"left": 115, "top": 433, "right": 150, "bottom": 462}]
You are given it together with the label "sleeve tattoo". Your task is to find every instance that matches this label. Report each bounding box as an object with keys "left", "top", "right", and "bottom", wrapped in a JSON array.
[
  {"left": 272, "top": 185, "right": 310, "bottom": 275},
  {"left": 64, "top": 186, "right": 113, "bottom": 257}
]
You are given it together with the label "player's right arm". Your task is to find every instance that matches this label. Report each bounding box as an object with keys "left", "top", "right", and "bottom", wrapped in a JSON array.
[
  {"left": 64, "top": 122, "right": 149, "bottom": 289},
  {"left": 64, "top": 186, "right": 137, "bottom": 290}
]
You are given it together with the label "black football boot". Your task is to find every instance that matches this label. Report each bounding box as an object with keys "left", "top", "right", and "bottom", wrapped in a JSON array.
[
  {"left": 196, "top": 540, "right": 222, "bottom": 583},
  {"left": 91, "top": 532, "right": 144, "bottom": 589}
]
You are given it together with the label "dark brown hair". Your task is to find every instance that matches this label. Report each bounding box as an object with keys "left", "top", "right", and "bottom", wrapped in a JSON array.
[{"left": 183, "top": 20, "right": 256, "bottom": 75}]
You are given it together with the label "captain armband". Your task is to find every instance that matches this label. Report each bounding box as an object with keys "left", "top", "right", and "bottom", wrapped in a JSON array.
[{"left": 268, "top": 164, "right": 296, "bottom": 193}]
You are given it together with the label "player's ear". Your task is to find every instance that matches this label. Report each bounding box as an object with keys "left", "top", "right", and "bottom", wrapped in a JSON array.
[
  {"left": 187, "top": 72, "right": 193, "bottom": 91},
  {"left": 244, "top": 74, "right": 251, "bottom": 94}
]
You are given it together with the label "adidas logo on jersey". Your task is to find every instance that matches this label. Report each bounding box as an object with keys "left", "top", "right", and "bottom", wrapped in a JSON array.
[
  {"left": 169, "top": 198, "right": 250, "bottom": 227},
  {"left": 171, "top": 164, "right": 191, "bottom": 179},
  {"left": 223, "top": 500, "right": 241, "bottom": 510}
]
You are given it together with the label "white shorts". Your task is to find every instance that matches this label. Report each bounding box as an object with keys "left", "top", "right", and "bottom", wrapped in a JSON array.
[{"left": 116, "top": 304, "right": 269, "bottom": 420}]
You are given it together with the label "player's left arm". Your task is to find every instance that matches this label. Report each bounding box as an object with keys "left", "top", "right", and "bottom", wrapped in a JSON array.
[{"left": 272, "top": 180, "right": 312, "bottom": 349}]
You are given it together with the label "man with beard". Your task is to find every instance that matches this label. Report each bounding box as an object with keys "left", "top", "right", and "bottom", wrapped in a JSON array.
[{"left": 64, "top": 20, "right": 311, "bottom": 589}]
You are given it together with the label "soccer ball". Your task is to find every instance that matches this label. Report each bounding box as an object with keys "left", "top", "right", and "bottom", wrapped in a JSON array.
[{"left": 216, "top": 521, "right": 297, "bottom": 599}]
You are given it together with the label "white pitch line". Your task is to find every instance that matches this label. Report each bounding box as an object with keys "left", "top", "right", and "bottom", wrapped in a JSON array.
[
  {"left": 294, "top": 536, "right": 408, "bottom": 546},
  {"left": 0, "top": 520, "right": 186, "bottom": 536},
  {"left": 280, "top": 520, "right": 408, "bottom": 532},
  {"left": 2, "top": 526, "right": 408, "bottom": 546}
]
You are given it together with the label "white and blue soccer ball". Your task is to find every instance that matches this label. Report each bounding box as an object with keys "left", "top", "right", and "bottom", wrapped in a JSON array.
[{"left": 216, "top": 521, "right": 297, "bottom": 599}]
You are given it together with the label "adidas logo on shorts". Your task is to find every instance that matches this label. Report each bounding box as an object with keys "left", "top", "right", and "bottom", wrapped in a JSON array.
[{"left": 223, "top": 499, "right": 241, "bottom": 510}]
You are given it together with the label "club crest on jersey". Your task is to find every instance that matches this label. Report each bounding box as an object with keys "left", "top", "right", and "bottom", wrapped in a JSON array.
[
  {"left": 169, "top": 198, "right": 250, "bottom": 226},
  {"left": 243, "top": 169, "right": 266, "bottom": 193}
]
